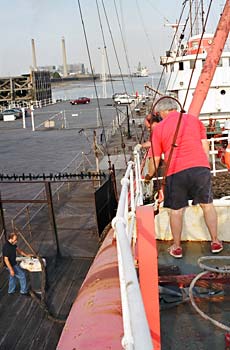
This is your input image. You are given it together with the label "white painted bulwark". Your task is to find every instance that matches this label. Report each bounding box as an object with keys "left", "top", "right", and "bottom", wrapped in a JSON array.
[{"left": 155, "top": 199, "right": 230, "bottom": 242}]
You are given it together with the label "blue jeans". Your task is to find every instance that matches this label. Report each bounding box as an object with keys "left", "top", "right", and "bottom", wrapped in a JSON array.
[{"left": 8, "top": 265, "right": 28, "bottom": 294}]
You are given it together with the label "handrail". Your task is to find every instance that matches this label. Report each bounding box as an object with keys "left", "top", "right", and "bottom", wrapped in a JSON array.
[{"left": 112, "top": 162, "right": 153, "bottom": 350}]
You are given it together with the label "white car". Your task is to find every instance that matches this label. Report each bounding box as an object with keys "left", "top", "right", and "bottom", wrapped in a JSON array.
[{"left": 114, "top": 95, "right": 136, "bottom": 104}]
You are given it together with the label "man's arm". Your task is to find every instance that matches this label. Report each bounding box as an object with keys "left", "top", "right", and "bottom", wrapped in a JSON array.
[
  {"left": 148, "top": 156, "right": 161, "bottom": 177},
  {"left": 201, "top": 139, "right": 210, "bottom": 161},
  {"left": 4, "top": 256, "right": 15, "bottom": 276},
  {"left": 16, "top": 247, "right": 33, "bottom": 257}
]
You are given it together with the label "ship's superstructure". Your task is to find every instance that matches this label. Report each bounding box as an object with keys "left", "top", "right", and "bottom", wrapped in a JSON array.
[{"left": 161, "top": 33, "right": 230, "bottom": 118}]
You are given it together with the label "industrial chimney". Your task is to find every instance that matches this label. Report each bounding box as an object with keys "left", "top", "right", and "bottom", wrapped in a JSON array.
[
  {"left": 31, "top": 38, "right": 38, "bottom": 71},
  {"left": 61, "top": 37, "right": 68, "bottom": 77}
]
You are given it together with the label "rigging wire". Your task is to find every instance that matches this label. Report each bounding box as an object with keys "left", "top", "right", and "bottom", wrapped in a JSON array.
[
  {"left": 101, "top": 0, "right": 142, "bottom": 142},
  {"left": 144, "top": 0, "right": 171, "bottom": 24},
  {"left": 149, "top": 0, "right": 189, "bottom": 106},
  {"left": 113, "top": 0, "right": 135, "bottom": 93},
  {"left": 95, "top": 0, "right": 127, "bottom": 165},
  {"left": 113, "top": 0, "right": 147, "bottom": 138},
  {"left": 77, "top": 0, "right": 111, "bottom": 169},
  {"left": 163, "top": 0, "right": 195, "bottom": 94},
  {"left": 182, "top": 0, "right": 213, "bottom": 110},
  {"left": 135, "top": 0, "right": 158, "bottom": 70}
]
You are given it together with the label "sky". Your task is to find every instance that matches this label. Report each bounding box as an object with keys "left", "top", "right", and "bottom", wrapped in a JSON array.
[{"left": 0, "top": 0, "right": 225, "bottom": 77}]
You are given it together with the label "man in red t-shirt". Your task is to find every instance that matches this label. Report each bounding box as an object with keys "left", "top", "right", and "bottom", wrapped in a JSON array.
[{"left": 150, "top": 97, "right": 223, "bottom": 258}]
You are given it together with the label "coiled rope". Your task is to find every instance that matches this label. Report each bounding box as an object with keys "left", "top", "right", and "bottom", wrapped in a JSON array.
[{"left": 189, "top": 255, "right": 230, "bottom": 332}]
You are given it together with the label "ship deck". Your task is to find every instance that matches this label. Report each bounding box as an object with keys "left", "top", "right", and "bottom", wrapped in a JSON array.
[{"left": 158, "top": 240, "right": 230, "bottom": 350}]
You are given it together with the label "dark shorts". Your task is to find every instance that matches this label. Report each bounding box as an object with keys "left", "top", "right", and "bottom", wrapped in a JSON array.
[{"left": 164, "top": 167, "right": 213, "bottom": 210}]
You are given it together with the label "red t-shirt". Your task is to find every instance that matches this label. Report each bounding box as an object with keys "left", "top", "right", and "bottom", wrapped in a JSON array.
[{"left": 150, "top": 111, "right": 210, "bottom": 176}]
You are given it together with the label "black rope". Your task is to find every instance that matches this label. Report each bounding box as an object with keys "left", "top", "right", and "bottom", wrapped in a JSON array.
[
  {"left": 182, "top": 0, "right": 213, "bottom": 110},
  {"left": 113, "top": 0, "right": 145, "bottom": 140},
  {"left": 101, "top": 0, "right": 141, "bottom": 143},
  {"left": 150, "top": 0, "right": 189, "bottom": 103},
  {"left": 135, "top": 0, "right": 158, "bottom": 70},
  {"left": 95, "top": 0, "right": 127, "bottom": 166},
  {"left": 77, "top": 0, "right": 112, "bottom": 169},
  {"left": 113, "top": 0, "right": 135, "bottom": 93}
]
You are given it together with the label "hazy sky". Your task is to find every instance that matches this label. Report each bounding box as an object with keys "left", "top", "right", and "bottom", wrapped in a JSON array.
[{"left": 0, "top": 0, "right": 225, "bottom": 76}]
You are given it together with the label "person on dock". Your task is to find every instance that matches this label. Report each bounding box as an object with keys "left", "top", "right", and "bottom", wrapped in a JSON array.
[
  {"left": 144, "top": 97, "right": 223, "bottom": 258},
  {"left": 2, "top": 232, "right": 33, "bottom": 295}
]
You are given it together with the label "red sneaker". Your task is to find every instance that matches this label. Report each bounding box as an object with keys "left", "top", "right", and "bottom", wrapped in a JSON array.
[
  {"left": 168, "top": 246, "right": 183, "bottom": 258},
  {"left": 211, "top": 241, "right": 223, "bottom": 254}
]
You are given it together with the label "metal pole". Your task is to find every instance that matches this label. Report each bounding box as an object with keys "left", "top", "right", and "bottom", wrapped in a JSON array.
[
  {"left": 93, "top": 130, "right": 99, "bottom": 173},
  {"left": 31, "top": 105, "right": 35, "bottom": 131},
  {"left": 126, "top": 105, "right": 131, "bottom": 139},
  {"left": 0, "top": 192, "right": 7, "bottom": 240},
  {"left": 64, "top": 110, "right": 67, "bottom": 129},
  {"left": 45, "top": 182, "right": 61, "bottom": 257},
  {"left": 22, "top": 107, "right": 26, "bottom": 129}
]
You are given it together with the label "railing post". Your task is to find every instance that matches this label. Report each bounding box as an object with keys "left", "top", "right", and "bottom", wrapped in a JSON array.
[
  {"left": 0, "top": 192, "right": 7, "bottom": 240},
  {"left": 45, "top": 181, "right": 61, "bottom": 257}
]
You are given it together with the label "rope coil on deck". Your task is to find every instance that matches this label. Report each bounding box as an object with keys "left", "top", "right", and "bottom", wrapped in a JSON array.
[{"left": 189, "top": 255, "right": 230, "bottom": 332}]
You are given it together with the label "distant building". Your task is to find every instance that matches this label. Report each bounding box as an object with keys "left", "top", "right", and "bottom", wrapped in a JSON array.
[
  {"left": 0, "top": 70, "right": 52, "bottom": 107},
  {"left": 38, "top": 63, "right": 86, "bottom": 76},
  {"left": 38, "top": 65, "right": 57, "bottom": 73}
]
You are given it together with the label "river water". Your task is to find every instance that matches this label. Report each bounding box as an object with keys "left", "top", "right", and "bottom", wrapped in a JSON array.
[{"left": 52, "top": 74, "right": 165, "bottom": 101}]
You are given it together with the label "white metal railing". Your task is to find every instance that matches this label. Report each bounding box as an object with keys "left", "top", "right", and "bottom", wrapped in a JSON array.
[
  {"left": 112, "top": 156, "right": 153, "bottom": 350},
  {"left": 208, "top": 136, "right": 229, "bottom": 176}
]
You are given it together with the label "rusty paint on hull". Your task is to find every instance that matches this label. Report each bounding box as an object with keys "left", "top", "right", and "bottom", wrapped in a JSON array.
[{"left": 57, "top": 228, "right": 123, "bottom": 350}]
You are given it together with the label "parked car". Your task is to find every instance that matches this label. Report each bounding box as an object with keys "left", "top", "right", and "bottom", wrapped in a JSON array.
[
  {"left": 114, "top": 95, "right": 136, "bottom": 104},
  {"left": 112, "top": 92, "right": 126, "bottom": 99},
  {"left": 70, "top": 97, "right": 90, "bottom": 105},
  {"left": 2, "top": 108, "right": 23, "bottom": 119}
]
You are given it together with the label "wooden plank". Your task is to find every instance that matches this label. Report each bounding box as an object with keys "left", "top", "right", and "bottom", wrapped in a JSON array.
[
  {"left": 27, "top": 258, "right": 84, "bottom": 350},
  {"left": 42, "top": 259, "right": 92, "bottom": 349}
]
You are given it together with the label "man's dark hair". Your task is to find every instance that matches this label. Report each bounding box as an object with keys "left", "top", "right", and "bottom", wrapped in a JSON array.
[{"left": 8, "top": 232, "right": 17, "bottom": 240}]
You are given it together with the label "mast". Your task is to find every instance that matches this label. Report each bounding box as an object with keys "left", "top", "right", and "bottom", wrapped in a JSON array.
[
  {"left": 188, "top": 0, "right": 230, "bottom": 118},
  {"left": 190, "top": 0, "right": 204, "bottom": 36}
]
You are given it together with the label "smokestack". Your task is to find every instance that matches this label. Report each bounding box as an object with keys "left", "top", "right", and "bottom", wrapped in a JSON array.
[
  {"left": 31, "top": 38, "right": 38, "bottom": 71},
  {"left": 61, "top": 37, "right": 68, "bottom": 77}
]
